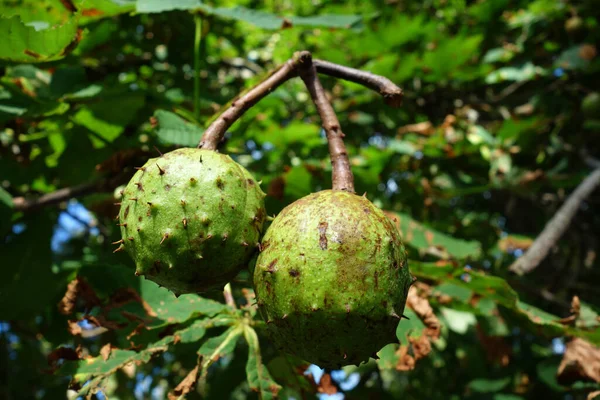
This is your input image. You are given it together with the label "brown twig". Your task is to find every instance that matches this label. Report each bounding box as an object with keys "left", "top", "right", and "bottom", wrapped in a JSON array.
[
  {"left": 297, "top": 51, "right": 355, "bottom": 192},
  {"left": 197, "top": 52, "right": 403, "bottom": 150},
  {"left": 12, "top": 173, "right": 128, "bottom": 213},
  {"left": 313, "top": 59, "right": 403, "bottom": 107},
  {"left": 509, "top": 167, "right": 600, "bottom": 275},
  {"left": 198, "top": 58, "right": 301, "bottom": 150}
]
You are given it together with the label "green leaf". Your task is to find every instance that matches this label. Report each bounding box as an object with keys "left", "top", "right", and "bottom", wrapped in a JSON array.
[
  {"left": 0, "top": 80, "right": 68, "bottom": 122},
  {"left": 203, "top": 7, "right": 287, "bottom": 30},
  {"left": 468, "top": 377, "right": 511, "bottom": 393},
  {"left": 434, "top": 282, "right": 473, "bottom": 303},
  {"left": 485, "top": 62, "right": 547, "bottom": 84},
  {"left": 58, "top": 338, "right": 173, "bottom": 394},
  {"left": 387, "top": 139, "right": 417, "bottom": 155},
  {"left": 78, "top": 0, "right": 135, "bottom": 24},
  {"left": 0, "top": 186, "right": 13, "bottom": 208},
  {"left": 0, "top": 13, "right": 80, "bottom": 63},
  {"left": 139, "top": 278, "right": 230, "bottom": 328},
  {"left": 243, "top": 325, "right": 281, "bottom": 399},
  {"left": 411, "top": 261, "right": 600, "bottom": 344},
  {"left": 396, "top": 308, "right": 427, "bottom": 340},
  {"left": 253, "top": 121, "right": 321, "bottom": 149},
  {"left": 153, "top": 109, "right": 204, "bottom": 147},
  {"left": 176, "top": 315, "right": 236, "bottom": 343},
  {"left": 376, "top": 343, "right": 400, "bottom": 370},
  {"left": 441, "top": 308, "right": 476, "bottom": 334},
  {"left": 63, "top": 347, "right": 164, "bottom": 383},
  {"left": 78, "top": 262, "right": 230, "bottom": 329},
  {"left": 385, "top": 211, "right": 482, "bottom": 259},
  {"left": 135, "top": 0, "right": 203, "bottom": 13},
  {"left": 422, "top": 34, "right": 483, "bottom": 81},
  {"left": 58, "top": 315, "right": 231, "bottom": 391},
  {"left": 135, "top": 1, "right": 360, "bottom": 30},
  {"left": 483, "top": 47, "right": 516, "bottom": 63},
  {"left": 49, "top": 66, "right": 86, "bottom": 98},
  {"left": 75, "top": 20, "right": 118, "bottom": 53},
  {"left": 266, "top": 355, "right": 315, "bottom": 397},
  {"left": 72, "top": 92, "right": 145, "bottom": 144},
  {"left": 493, "top": 395, "right": 525, "bottom": 400},
  {"left": 198, "top": 325, "right": 242, "bottom": 358},
  {"left": 0, "top": 214, "right": 68, "bottom": 320},
  {"left": 467, "top": 125, "right": 497, "bottom": 146},
  {"left": 0, "top": 186, "right": 14, "bottom": 235},
  {"left": 198, "top": 325, "right": 243, "bottom": 386},
  {"left": 288, "top": 14, "right": 361, "bottom": 28},
  {"left": 554, "top": 45, "right": 594, "bottom": 71},
  {"left": 283, "top": 165, "right": 314, "bottom": 200}
]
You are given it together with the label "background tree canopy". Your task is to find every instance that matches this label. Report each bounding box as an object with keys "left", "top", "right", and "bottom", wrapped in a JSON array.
[{"left": 1, "top": 0, "right": 600, "bottom": 399}]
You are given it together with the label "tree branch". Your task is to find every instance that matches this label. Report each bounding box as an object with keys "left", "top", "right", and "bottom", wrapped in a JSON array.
[
  {"left": 313, "top": 59, "right": 403, "bottom": 107},
  {"left": 12, "top": 174, "right": 128, "bottom": 213},
  {"left": 297, "top": 51, "right": 355, "bottom": 193},
  {"left": 509, "top": 167, "right": 600, "bottom": 275},
  {"left": 198, "top": 58, "right": 301, "bottom": 150},
  {"left": 197, "top": 52, "right": 404, "bottom": 150}
]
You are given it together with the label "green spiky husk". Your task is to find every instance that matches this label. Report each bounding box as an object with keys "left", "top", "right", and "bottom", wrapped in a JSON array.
[
  {"left": 118, "top": 148, "right": 266, "bottom": 295},
  {"left": 253, "top": 190, "right": 411, "bottom": 369}
]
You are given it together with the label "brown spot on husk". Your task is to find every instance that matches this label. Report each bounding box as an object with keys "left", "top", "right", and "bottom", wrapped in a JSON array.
[
  {"left": 266, "top": 259, "right": 277, "bottom": 273},
  {"left": 318, "top": 221, "right": 328, "bottom": 250}
]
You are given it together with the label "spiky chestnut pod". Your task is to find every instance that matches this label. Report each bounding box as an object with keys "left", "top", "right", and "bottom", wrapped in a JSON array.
[
  {"left": 117, "top": 148, "right": 266, "bottom": 295},
  {"left": 253, "top": 190, "right": 411, "bottom": 369}
]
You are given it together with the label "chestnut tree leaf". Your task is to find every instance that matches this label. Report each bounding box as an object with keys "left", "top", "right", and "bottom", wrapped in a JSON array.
[{"left": 243, "top": 325, "right": 281, "bottom": 400}]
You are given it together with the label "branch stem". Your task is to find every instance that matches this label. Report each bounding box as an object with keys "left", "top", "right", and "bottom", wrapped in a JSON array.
[
  {"left": 198, "top": 59, "right": 300, "bottom": 150},
  {"left": 297, "top": 52, "right": 355, "bottom": 192},
  {"left": 509, "top": 167, "right": 600, "bottom": 275},
  {"left": 12, "top": 174, "right": 128, "bottom": 213},
  {"left": 313, "top": 59, "right": 403, "bottom": 107},
  {"left": 197, "top": 52, "right": 403, "bottom": 150}
]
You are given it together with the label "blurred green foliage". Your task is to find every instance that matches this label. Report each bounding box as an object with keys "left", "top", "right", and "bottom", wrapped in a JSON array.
[{"left": 1, "top": 0, "right": 599, "bottom": 399}]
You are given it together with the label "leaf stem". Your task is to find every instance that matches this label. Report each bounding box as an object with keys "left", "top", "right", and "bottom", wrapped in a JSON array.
[{"left": 223, "top": 283, "right": 236, "bottom": 309}]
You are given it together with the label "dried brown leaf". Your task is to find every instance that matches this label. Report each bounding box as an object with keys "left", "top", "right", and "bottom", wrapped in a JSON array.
[
  {"left": 557, "top": 338, "right": 600, "bottom": 385},
  {"left": 588, "top": 390, "right": 600, "bottom": 400},
  {"left": 58, "top": 277, "right": 100, "bottom": 315},
  {"left": 100, "top": 343, "right": 112, "bottom": 361},
  {"left": 498, "top": 236, "right": 533, "bottom": 253},
  {"left": 68, "top": 320, "right": 83, "bottom": 336},
  {"left": 168, "top": 365, "right": 200, "bottom": 400},
  {"left": 397, "top": 121, "right": 434, "bottom": 136},
  {"left": 406, "top": 286, "right": 441, "bottom": 339},
  {"left": 410, "top": 335, "right": 432, "bottom": 360},
  {"left": 395, "top": 345, "right": 416, "bottom": 371}
]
